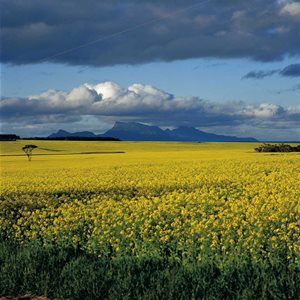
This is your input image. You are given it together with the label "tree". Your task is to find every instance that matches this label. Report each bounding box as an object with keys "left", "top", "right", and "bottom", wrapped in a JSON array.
[
  {"left": 22, "top": 144, "right": 38, "bottom": 161},
  {"left": 254, "top": 143, "right": 300, "bottom": 152}
]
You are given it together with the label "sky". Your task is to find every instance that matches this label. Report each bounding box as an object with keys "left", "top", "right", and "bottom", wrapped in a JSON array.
[{"left": 1, "top": 0, "right": 300, "bottom": 141}]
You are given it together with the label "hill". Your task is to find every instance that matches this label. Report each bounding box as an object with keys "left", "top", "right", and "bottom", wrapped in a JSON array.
[{"left": 48, "top": 122, "right": 258, "bottom": 142}]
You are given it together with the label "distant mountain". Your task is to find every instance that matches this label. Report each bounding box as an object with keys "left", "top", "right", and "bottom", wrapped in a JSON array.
[
  {"left": 103, "top": 121, "right": 172, "bottom": 141},
  {"left": 48, "top": 122, "right": 258, "bottom": 142},
  {"left": 48, "top": 129, "right": 96, "bottom": 138},
  {"left": 169, "top": 126, "right": 257, "bottom": 142}
]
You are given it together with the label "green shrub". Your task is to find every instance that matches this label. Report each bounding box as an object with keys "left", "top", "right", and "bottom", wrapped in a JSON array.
[{"left": 255, "top": 143, "right": 300, "bottom": 152}]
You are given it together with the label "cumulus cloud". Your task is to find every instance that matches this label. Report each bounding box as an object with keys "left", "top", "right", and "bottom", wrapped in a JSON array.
[
  {"left": 1, "top": 81, "right": 299, "bottom": 138},
  {"left": 280, "top": 1, "right": 300, "bottom": 19},
  {"left": 1, "top": 0, "right": 300, "bottom": 66},
  {"left": 241, "top": 103, "right": 285, "bottom": 118}
]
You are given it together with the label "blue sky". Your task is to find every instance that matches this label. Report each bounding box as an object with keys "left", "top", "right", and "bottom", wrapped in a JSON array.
[
  {"left": 1, "top": 0, "right": 300, "bottom": 140},
  {"left": 2, "top": 57, "right": 299, "bottom": 105}
]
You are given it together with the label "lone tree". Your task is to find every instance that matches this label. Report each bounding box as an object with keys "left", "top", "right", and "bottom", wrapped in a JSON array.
[{"left": 22, "top": 144, "right": 38, "bottom": 161}]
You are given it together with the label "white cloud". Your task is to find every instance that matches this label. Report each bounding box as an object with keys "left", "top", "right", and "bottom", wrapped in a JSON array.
[
  {"left": 66, "top": 85, "right": 100, "bottom": 107},
  {"left": 241, "top": 103, "right": 285, "bottom": 118},
  {"left": 29, "top": 89, "right": 67, "bottom": 105},
  {"left": 280, "top": 1, "right": 300, "bottom": 19},
  {"left": 1, "top": 81, "right": 299, "bottom": 133},
  {"left": 85, "top": 81, "right": 123, "bottom": 100},
  {"left": 287, "top": 105, "right": 300, "bottom": 114}
]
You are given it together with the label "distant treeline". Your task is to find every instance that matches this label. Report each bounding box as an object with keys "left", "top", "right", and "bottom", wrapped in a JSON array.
[
  {"left": 0, "top": 134, "right": 20, "bottom": 141},
  {"left": 255, "top": 143, "right": 300, "bottom": 152},
  {"left": 22, "top": 136, "right": 121, "bottom": 141}
]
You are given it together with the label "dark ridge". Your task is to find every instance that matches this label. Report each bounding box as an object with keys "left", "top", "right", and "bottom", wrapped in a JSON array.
[
  {"left": 23, "top": 137, "right": 120, "bottom": 141},
  {"left": 6, "top": 122, "right": 258, "bottom": 142},
  {"left": 0, "top": 134, "right": 20, "bottom": 141}
]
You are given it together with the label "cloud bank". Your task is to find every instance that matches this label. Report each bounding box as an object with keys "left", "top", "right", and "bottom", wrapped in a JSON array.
[
  {"left": 1, "top": 0, "right": 300, "bottom": 66},
  {"left": 1, "top": 81, "right": 299, "bottom": 139}
]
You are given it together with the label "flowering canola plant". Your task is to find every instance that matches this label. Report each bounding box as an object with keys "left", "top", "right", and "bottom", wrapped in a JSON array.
[{"left": 0, "top": 141, "right": 299, "bottom": 268}]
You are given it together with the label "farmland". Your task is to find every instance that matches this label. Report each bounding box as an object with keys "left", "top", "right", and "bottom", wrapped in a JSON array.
[{"left": 0, "top": 141, "right": 299, "bottom": 299}]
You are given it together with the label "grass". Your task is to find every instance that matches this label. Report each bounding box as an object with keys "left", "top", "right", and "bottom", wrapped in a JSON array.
[{"left": 1, "top": 241, "right": 299, "bottom": 300}]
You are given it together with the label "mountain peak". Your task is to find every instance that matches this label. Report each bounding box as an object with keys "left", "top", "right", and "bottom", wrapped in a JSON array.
[
  {"left": 48, "top": 122, "right": 258, "bottom": 142},
  {"left": 106, "top": 122, "right": 258, "bottom": 142},
  {"left": 48, "top": 129, "right": 95, "bottom": 138},
  {"left": 113, "top": 121, "right": 155, "bottom": 129},
  {"left": 48, "top": 129, "right": 70, "bottom": 138},
  {"left": 105, "top": 122, "right": 170, "bottom": 141},
  {"left": 57, "top": 129, "right": 70, "bottom": 134}
]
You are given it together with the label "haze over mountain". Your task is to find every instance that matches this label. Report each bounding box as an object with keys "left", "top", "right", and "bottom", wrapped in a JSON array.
[{"left": 48, "top": 122, "right": 257, "bottom": 142}]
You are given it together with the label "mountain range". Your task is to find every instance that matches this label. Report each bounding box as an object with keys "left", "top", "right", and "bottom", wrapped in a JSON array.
[{"left": 48, "top": 121, "right": 258, "bottom": 142}]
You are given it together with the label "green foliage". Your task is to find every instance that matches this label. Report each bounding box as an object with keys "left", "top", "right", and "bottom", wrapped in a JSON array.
[
  {"left": 22, "top": 144, "right": 38, "bottom": 161},
  {"left": 0, "top": 241, "right": 299, "bottom": 300},
  {"left": 255, "top": 143, "right": 300, "bottom": 152}
]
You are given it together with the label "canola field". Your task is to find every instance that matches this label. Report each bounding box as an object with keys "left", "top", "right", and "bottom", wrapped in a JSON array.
[{"left": 0, "top": 141, "right": 299, "bottom": 299}]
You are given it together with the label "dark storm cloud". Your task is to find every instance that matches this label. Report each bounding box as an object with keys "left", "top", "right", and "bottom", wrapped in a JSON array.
[
  {"left": 280, "top": 63, "right": 300, "bottom": 77},
  {"left": 1, "top": 0, "right": 300, "bottom": 66},
  {"left": 242, "top": 70, "right": 279, "bottom": 79},
  {"left": 243, "top": 63, "right": 300, "bottom": 79}
]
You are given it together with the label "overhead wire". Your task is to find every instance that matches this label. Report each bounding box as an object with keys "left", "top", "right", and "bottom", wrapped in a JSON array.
[{"left": 39, "top": 0, "right": 212, "bottom": 63}]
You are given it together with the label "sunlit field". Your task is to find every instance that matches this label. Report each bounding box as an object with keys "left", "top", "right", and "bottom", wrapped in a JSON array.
[{"left": 0, "top": 141, "right": 299, "bottom": 299}]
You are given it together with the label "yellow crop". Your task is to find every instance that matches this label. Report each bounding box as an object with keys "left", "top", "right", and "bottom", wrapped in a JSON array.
[{"left": 1, "top": 141, "right": 299, "bottom": 266}]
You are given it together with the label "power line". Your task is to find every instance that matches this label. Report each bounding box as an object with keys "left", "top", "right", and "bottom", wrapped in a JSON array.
[
  {"left": 39, "top": 0, "right": 279, "bottom": 64},
  {"left": 39, "top": 0, "right": 212, "bottom": 63}
]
